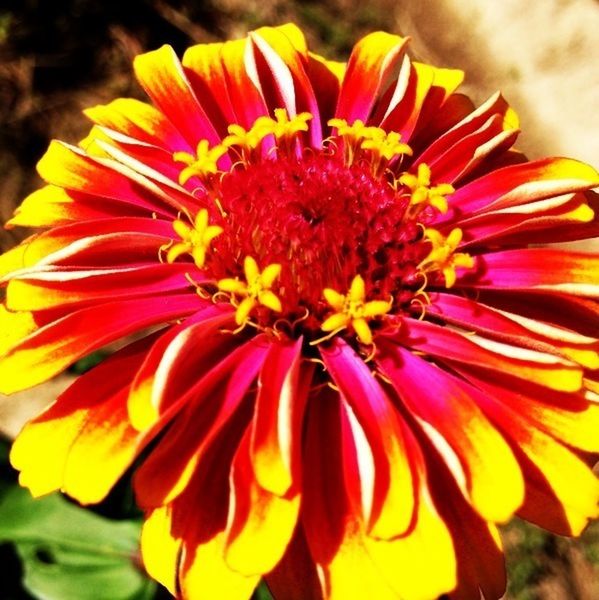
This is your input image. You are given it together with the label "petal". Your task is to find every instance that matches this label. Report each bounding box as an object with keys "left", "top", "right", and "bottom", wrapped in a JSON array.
[
  {"left": 322, "top": 313, "right": 350, "bottom": 332},
  {"left": 321, "top": 338, "right": 416, "bottom": 539},
  {"left": 447, "top": 157, "right": 599, "bottom": 216},
  {"left": 264, "top": 527, "right": 323, "bottom": 600},
  {"left": 225, "top": 428, "right": 300, "bottom": 575},
  {"left": 128, "top": 307, "right": 234, "bottom": 430},
  {"left": 426, "top": 292, "right": 599, "bottom": 369},
  {"left": 6, "top": 185, "right": 140, "bottom": 228},
  {"left": 463, "top": 369, "right": 599, "bottom": 536},
  {"left": 363, "top": 425, "right": 457, "bottom": 600},
  {"left": 133, "top": 45, "right": 221, "bottom": 149},
  {"left": 379, "top": 343, "right": 524, "bottom": 523},
  {"left": 301, "top": 390, "right": 399, "bottom": 600},
  {"left": 133, "top": 337, "right": 269, "bottom": 508},
  {"left": 335, "top": 32, "right": 409, "bottom": 123},
  {"left": 5, "top": 263, "right": 196, "bottom": 311},
  {"left": 250, "top": 27, "right": 323, "bottom": 147},
  {"left": 323, "top": 288, "right": 346, "bottom": 310},
  {"left": 84, "top": 97, "right": 190, "bottom": 153},
  {"left": 250, "top": 338, "right": 309, "bottom": 496},
  {"left": 36, "top": 141, "right": 180, "bottom": 216},
  {"left": 416, "top": 94, "right": 519, "bottom": 184},
  {"left": 1, "top": 217, "right": 172, "bottom": 278},
  {"left": 0, "top": 294, "right": 201, "bottom": 394},
  {"left": 140, "top": 506, "right": 181, "bottom": 596},
  {"left": 399, "top": 318, "right": 583, "bottom": 393},
  {"left": 10, "top": 339, "right": 150, "bottom": 503},
  {"left": 466, "top": 248, "right": 599, "bottom": 296}
]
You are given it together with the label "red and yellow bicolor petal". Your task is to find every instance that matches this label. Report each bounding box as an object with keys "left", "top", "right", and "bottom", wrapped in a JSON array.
[
  {"left": 0, "top": 217, "right": 172, "bottom": 281},
  {"left": 84, "top": 97, "right": 191, "bottom": 153},
  {"left": 133, "top": 44, "right": 222, "bottom": 150},
  {"left": 127, "top": 306, "right": 234, "bottom": 430},
  {"left": 467, "top": 248, "right": 599, "bottom": 296},
  {"left": 399, "top": 318, "right": 584, "bottom": 394},
  {"left": 461, "top": 369, "right": 599, "bottom": 536},
  {"left": 426, "top": 292, "right": 599, "bottom": 369},
  {"left": 225, "top": 428, "right": 300, "bottom": 576},
  {"left": 133, "top": 338, "right": 269, "bottom": 509},
  {"left": 10, "top": 339, "right": 151, "bottom": 503},
  {"left": 447, "top": 156, "right": 599, "bottom": 216},
  {"left": 249, "top": 338, "right": 310, "bottom": 496},
  {"left": 335, "top": 31, "right": 409, "bottom": 124},
  {"left": 379, "top": 344, "right": 525, "bottom": 524},
  {"left": 0, "top": 294, "right": 201, "bottom": 394},
  {"left": 321, "top": 338, "right": 416, "bottom": 539},
  {"left": 302, "top": 389, "right": 456, "bottom": 600},
  {"left": 35, "top": 141, "right": 183, "bottom": 216}
]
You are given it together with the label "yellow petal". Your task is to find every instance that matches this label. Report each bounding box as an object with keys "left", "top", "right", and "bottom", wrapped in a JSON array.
[
  {"left": 244, "top": 255, "right": 259, "bottom": 283},
  {"left": 362, "top": 300, "right": 392, "bottom": 318},
  {"left": 261, "top": 263, "right": 281, "bottom": 288},
  {"left": 323, "top": 288, "right": 346, "bottom": 311},
  {"left": 218, "top": 278, "right": 247, "bottom": 295},
  {"left": 258, "top": 290, "right": 282, "bottom": 313},
  {"left": 322, "top": 313, "right": 350, "bottom": 332},
  {"left": 352, "top": 318, "right": 373, "bottom": 345},
  {"left": 235, "top": 297, "right": 256, "bottom": 325},
  {"left": 349, "top": 274, "right": 366, "bottom": 302},
  {"left": 141, "top": 507, "right": 181, "bottom": 596}
]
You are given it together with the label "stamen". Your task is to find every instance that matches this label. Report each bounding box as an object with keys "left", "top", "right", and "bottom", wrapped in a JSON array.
[
  {"left": 217, "top": 256, "right": 283, "bottom": 325},
  {"left": 254, "top": 109, "right": 313, "bottom": 155},
  {"left": 165, "top": 208, "right": 223, "bottom": 269},
  {"left": 321, "top": 274, "right": 392, "bottom": 345},
  {"left": 399, "top": 163, "right": 454, "bottom": 215},
  {"left": 418, "top": 227, "right": 474, "bottom": 288},
  {"left": 361, "top": 130, "right": 413, "bottom": 176},
  {"left": 174, "top": 140, "right": 228, "bottom": 185},
  {"left": 222, "top": 122, "right": 272, "bottom": 165}
]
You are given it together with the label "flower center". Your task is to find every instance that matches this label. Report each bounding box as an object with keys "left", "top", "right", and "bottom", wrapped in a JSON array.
[{"left": 167, "top": 111, "right": 471, "bottom": 343}]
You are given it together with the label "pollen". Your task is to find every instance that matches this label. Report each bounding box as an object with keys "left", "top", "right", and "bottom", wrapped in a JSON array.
[
  {"left": 173, "top": 140, "right": 228, "bottom": 185},
  {"left": 418, "top": 227, "right": 474, "bottom": 288},
  {"left": 166, "top": 209, "right": 223, "bottom": 268},
  {"left": 399, "top": 163, "right": 455, "bottom": 214},
  {"left": 322, "top": 274, "right": 392, "bottom": 345},
  {"left": 218, "top": 256, "right": 283, "bottom": 325}
]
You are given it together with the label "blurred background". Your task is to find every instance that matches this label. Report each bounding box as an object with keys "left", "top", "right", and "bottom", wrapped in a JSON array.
[{"left": 0, "top": 0, "right": 598, "bottom": 598}]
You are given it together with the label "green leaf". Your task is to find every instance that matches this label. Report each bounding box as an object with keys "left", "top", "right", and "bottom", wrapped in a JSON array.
[{"left": 0, "top": 486, "right": 155, "bottom": 600}]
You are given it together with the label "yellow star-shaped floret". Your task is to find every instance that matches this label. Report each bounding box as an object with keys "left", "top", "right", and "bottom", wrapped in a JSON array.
[
  {"left": 173, "top": 140, "right": 228, "bottom": 185},
  {"left": 255, "top": 108, "right": 313, "bottom": 142},
  {"left": 419, "top": 227, "right": 474, "bottom": 288},
  {"left": 321, "top": 274, "right": 392, "bottom": 345},
  {"left": 361, "top": 130, "right": 413, "bottom": 162},
  {"left": 166, "top": 209, "right": 223, "bottom": 268},
  {"left": 218, "top": 256, "right": 282, "bottom": 325},
  {"left": 328, "top": 118, "right": 380, "bottom": 145},
  {"left": 222, "top": 123, "right": 270, "bottom": 154},
  {"left": 399, "top": 163, "right": 455, "bottom": 214}
]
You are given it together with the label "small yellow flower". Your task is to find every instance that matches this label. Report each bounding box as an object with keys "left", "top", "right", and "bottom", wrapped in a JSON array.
[
  {"left": 173, "top": 140, "right": 228, "bottom": 185},
  {"left": 419, "top": 227, "right": 474, "bottom": 288},
  {"left": 218, "top": 256, "right": 282, "bottom": 325},
  {"left": 322, "top": 274, "right": 392, "bottom": 345},
  {"left": 361, "top": 130, "right": 413, "bottom": 162},
  {"left": 166, "top": 209, "right": 223, "bottom": 268},
  {"left": 222, "top": 123, "right": 271, "bottom": 161},
  {"left": 399, "top": 163, "right": 455, "bottom": 214},
  {"left": 255, "top": 109, "right": 313, "bottom": 144}
]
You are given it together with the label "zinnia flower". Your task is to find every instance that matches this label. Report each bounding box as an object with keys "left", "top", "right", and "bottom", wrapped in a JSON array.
[{"left": 2, "top": 23, "right": 599, "bottom": 599}]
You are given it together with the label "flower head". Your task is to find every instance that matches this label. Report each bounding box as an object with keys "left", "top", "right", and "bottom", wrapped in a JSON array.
[{"left": 2, "top": 23, "right": 599, "bottom": 600}]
